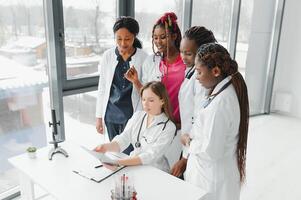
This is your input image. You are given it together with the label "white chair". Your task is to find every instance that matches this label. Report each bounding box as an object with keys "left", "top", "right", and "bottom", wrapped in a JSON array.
[{"left": 165, "top": 130, "right": 182, "bottom": 168}]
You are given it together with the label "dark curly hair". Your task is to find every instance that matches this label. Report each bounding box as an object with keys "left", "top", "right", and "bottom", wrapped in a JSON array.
[
  {"left": 113, "top": 16, "right": 142, "bottom": 49},
  {"left": 183, "top": 26, "right": 216, "bottom": 47}
]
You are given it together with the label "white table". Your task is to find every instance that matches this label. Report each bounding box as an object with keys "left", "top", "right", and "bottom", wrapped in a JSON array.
[{"left": 9, "top": 143, "right": 206, "bottom": 200}]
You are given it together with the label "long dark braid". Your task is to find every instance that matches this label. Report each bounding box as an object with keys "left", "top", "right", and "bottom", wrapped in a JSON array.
[
  {"left": 197, "top": 43, "right": 249, "bottom": 183},
  {"left": 184, "top": 26, "right": 217, "bottom": 47}
]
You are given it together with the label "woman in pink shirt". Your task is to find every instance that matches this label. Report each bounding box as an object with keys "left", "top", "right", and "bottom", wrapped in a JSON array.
[{"left": 126, "top": 12, "right": 185, "bottom": 127}]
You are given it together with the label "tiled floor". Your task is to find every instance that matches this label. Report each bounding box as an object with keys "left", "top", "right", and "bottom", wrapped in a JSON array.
[
  {"left": 240, "top": 114, "right": 301, "bottom": 200},
  {"left": 11, "top": 113, "right": 301, "bottom": 200}
]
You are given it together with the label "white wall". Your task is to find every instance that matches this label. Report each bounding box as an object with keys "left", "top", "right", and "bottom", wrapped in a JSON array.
[{"left": 272, "top": 0, "right": 301, "bottom": 118}]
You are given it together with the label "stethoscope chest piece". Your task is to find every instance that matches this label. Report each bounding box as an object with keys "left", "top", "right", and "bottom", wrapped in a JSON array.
[
  {"left": 135, "top": 141, "right": 141, "bottom": 148},
  {"left": 135, "top": 113, "right": 170, "bottom": 149}
]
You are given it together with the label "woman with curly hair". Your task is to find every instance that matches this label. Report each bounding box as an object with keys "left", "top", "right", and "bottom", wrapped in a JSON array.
[{"left": 95, "top": 17, "right": 148, "bottom": 155}]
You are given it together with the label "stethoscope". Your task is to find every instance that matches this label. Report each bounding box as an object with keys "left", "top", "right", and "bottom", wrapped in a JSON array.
[
  {"left": 202, "top": 80, "right": 232, "bottom": 108},
  {"left": 135, "top": 113, "right": 170, "bottom": 148},
  {"left": 185, "top": 66, "right": 195, "bottom": 79}
]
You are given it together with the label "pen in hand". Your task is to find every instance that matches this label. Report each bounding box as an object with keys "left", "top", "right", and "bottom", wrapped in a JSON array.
[{"left": 94, "top": 164, "right": 103, "bottom": 168}]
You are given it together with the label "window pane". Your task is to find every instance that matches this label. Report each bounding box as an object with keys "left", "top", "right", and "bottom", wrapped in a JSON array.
[
  {"left": 241, "top": 0, "right": 276, "bottom": 115},
  {"left": 191, "top": 0, "right": 232, "bottom": 48},
  {"left": 0, "top": 1, "right": 48, "bottom": 196},
  {"left": 235, "top": 0, "right": 254, "bottom": 78},
  {"left": 63, "top": 91, "right": 104, "bottom": 147},
  {"left": 136, "top": 0, "right": 183, "bottom": 54},
  {"left": 63, "top": 0, "right": 117, "bottom": 79}
]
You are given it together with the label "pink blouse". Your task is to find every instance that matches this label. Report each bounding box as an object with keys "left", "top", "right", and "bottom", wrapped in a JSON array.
[{"left": 160, "top": 54, "right": 185, "bottom": 124}]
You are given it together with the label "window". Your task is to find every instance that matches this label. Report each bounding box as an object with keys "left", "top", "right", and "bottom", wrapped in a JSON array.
[
  {"left": 62, "top": 0, "right": 117, "bottom": 80},
  {"left": 235, "top": 0, "right": 254, "bottom": 77},
  {"left": 0, "top": 1, "right": 49, "bottom": 197},
  {"left": 191, "top": 0, "right": 232, "bottom": 48},
  {"left": 135, "top": 0, "right": 183, "bottom": 54},
  {"left": 63, "top": 91, "right": 104, "bottom": 147}
]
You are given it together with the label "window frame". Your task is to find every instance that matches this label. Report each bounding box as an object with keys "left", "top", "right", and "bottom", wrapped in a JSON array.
[{"left": 4, "top": 0, "right": 286, "bottom": 198}]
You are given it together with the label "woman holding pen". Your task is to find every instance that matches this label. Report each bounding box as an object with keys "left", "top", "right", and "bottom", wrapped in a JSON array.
[{"left": 94, "top": 81, "right": 176, "bottom": 173}]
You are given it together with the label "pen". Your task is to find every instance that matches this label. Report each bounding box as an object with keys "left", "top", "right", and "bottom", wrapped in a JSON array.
[
  {"left": 122, "top": 174, "right": 125, "bottom": 197},
  {"left": 94, "top": 164, "right": 103, "bottom": 168}
]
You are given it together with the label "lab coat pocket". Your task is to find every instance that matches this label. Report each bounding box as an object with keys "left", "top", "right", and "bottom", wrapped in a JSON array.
[
  {"left": 196, "top": 158, "right": 216, "bottom": 192},
  {"left": 186, "top": 155, "right": 213, "bottom": 193},
  {"left": 143, "top": 135, "right": 156, "bottom": 144}
]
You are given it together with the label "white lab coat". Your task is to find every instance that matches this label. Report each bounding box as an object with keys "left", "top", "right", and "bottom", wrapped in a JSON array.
[
  {"left": 178, "top": 67, "right": 207, "bottom": 158},
  {"left": 141, "top": 54, "right": 162, "bottom": 84},
  {"left": 193, "top": 75, "right": 208, "bottom": 126},
  {"left": 95, "top": 47, "right": 148, "bottom": 119},
  {"left": 178, "top": 66, "right": 195, "bottom": 135},
  {"left": 141, "top": 54, "right": 184, "bottom": 167},
  {"left": 113, "top": 111, "right": 176, "bottom": 172},
  {"left": 178, "top": 67, "right": 195, "bottom": 159},
  {"left": 185, "top": 77, "right": 241, "bottom": 200}
]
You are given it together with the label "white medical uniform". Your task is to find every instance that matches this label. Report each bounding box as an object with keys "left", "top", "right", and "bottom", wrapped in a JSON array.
[
  {"left": 178, "top": 66, "right": 207, "bottom": 158},
  {"left": 193, "top": 75, "right": 208, "bottom": 126},
  {"left": 95, "top": 47, "right": 148, "bottom": 120},
  {"left": 141, "top": 54, "right": 162, "bottom": 84},
  {"left": 112, "top": 111, "right": 176, "bottom": 172},
  {"left": 185, "top": 77, "right": 241, "bottom": 200},
  {"left": 178, "top": 66, "right": 195, "bottom": 134},
  {"left": 140, "top": 54, "right": 183, "bottom": 167},
  {"left": 178, "top": 67, "right": 195, "bottom": 158}
]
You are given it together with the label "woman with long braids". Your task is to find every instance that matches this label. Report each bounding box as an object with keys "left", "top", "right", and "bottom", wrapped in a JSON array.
[
  {"left": 125, "top": 12, "right": 185, "bottom": 127},
  {"left": 185, "top": 43, "right": 249, "bottom": 200}
]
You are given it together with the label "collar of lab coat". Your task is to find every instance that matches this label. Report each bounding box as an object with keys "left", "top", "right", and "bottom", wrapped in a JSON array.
[
  {"left": 185, "top": 65, "right": 195, "bottom": 79},
  {"left": 114, "top": 47, "right": 137, "bottom": 62},
  {"left": 210, "top": 76, "right": 232, "bottom": 96},
  {"left": 145, "top": 112, "right": 168, "bottom": 128}
]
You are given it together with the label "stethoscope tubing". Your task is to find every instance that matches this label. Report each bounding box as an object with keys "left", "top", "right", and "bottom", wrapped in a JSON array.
[{"left": 135, "top": 113, "right": 169, "bottom": 148}]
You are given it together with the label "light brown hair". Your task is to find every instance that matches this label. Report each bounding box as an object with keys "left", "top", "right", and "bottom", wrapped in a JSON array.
[{"left": 140, "top": 81, "right": 175, "bottom": 123}]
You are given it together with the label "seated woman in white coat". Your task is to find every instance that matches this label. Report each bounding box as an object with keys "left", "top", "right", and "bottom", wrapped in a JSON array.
[
  {"left": 185, "top": 43, "right": 249, "bottom": 200},
  {"left": 94, "top": 81, "right": 176, "bottom": 172}
]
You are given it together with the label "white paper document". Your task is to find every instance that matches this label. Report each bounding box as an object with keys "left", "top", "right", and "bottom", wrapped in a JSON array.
[
  {"left": 73, "top": 146, "right": 128, "bottom": 182},
  {"left": 80, "top": 146, "right": 128, "bottom": 165}
]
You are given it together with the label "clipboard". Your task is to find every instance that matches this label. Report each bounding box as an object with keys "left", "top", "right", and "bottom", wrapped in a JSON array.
[
  {"left": 73, "top": 166, "right": 126, "bottom": 183},
  {"left": 73, "top": 146, "right": 128, "bottom": 183}
]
